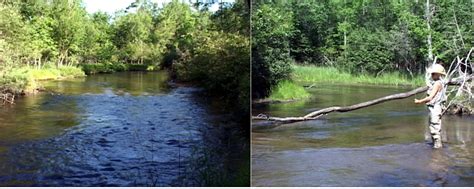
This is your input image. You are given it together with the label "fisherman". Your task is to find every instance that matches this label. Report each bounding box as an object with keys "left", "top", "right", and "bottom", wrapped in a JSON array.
[{"left": 414, "top": 63, "right": 447, "bottom": 149}]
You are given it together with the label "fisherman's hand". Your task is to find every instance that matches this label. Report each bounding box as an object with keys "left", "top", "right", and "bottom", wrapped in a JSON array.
[{"left": 414, "top": 99, "right": 423, "bottom": 104}]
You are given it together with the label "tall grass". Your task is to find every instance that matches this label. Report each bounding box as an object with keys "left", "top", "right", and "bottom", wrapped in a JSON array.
[
  {"left": 293, "top": 65, "right": 424, "bottom": 86},
  {"left": 266, "top": 64, "right": 424, "bottom": 101},
  {"left": 269, "top": 80, "right": 310, "bottom": 101}
]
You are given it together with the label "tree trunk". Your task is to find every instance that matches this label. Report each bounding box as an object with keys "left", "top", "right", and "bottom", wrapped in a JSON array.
[
  {"left": 452, "top": 8, "right": 465, "bottom": 48},
  {"left": 426, "top": 0, "right": 433, "bottom": 62}
]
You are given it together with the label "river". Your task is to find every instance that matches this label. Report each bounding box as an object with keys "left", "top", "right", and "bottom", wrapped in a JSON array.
[
  {"left": 252, "top": 84, "right": 474, "bottom": 186},
  {"left": 0, "top": 71, "right": 249, "bottom": 186}
]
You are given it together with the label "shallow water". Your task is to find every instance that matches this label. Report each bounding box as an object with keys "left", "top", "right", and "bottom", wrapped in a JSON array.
[
  {"left": 0, "top": 71, "right": 247, "bottom": 186},
  {"left": 252, "top": 84, "right": 474, "bottom": 186}
]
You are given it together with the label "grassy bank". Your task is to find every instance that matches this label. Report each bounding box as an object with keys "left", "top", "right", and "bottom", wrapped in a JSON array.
[
  {"left": 0, "top": 63, "right": 158, "bottom": 95},
  {"left": 267, "top": 64, "right": 424, "bottom": 101},
  {"left": 0, "top": 66, "right": 85, "bottom": 94},
  {"left": 269, "top": 80, "right": 310, "bottom": 101},
  {"left": 293, "top": 65, "right": 424, "bottom": 86}
]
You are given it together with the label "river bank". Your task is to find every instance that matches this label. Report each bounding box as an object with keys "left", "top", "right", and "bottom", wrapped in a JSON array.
[
  {"left": 0, "top": 66, "right": 85, "bottom": 96},
  {"left": 264, "top": 65, "right": 425, "bottom": 102},
  {"left": 293, "top": 65, "right": 424, "bottom": 86},
  {"left": 0, "top": 63, "right": 164, "bottom": 104}
]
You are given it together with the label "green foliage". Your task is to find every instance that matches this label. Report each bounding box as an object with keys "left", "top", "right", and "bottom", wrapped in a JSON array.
[
  {"left": 290, "top": 2, "right": 329, "bottom": 63},
  {"left": 0, "top": 1, "right": 29, "bottom": 69},
  {"left": 252, "top": 4, "right": 294, "bottom": 98},
  {"left": 0, "top": 69, "right": 34, "bottom": 94},
  {"left": 49, "top": 0, "right": 88, "bottom": 66},
  {"left": 269, "top": 80, "right": 310, "bottom": 101},
  {"left": 81, "top": 12, "right": 116, "bottom": 64},
  {"left": 173, "top": 30, "right": 250, "bottom": 113},
  {"left": 341, "top": 29, "right": 393, "bottom": 74},
  {"left": 253, "top": 0, "right": 473, "bottom": 99},
  {"left": 211, "top": 2, "right": 250, "bottom": 35},
  {"left": 112, "top": 6, "right": 154, "bottom": 65}
]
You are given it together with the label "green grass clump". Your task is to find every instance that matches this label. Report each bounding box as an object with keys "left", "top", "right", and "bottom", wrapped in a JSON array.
[
  {"left": 269, "top": 80, "right": 310, "bottom": 101},
  {"left": 293, "top": 65, "right": 424, "bottom": 86},
  {"left": 28, "top": 66, "right": 85, "bottom": 80},
  {"left": 57, "top": 66, "right": 86, "bottom": 78}
]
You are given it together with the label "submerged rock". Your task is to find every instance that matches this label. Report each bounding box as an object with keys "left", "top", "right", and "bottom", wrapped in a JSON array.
[{"left": 446, "top": 103, "right": 474, "bottom": 115}]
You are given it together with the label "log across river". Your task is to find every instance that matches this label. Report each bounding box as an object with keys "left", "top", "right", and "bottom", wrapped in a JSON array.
[{"left": 253, "top": 75, "right": 473, "bottom": 125}]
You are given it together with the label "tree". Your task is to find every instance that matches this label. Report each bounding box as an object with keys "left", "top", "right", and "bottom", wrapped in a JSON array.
[
  {"left": 50, "top": 0, "right": 88, "bottom": 67},
  {"left": 80, "top": 12, "right": 116, "bottom": 64},
  {"left": 252, "top": 4, "right": 294, "bottom": 98},
  {"left": 0, "top": 1, "right": 27, "bottom": 69}
]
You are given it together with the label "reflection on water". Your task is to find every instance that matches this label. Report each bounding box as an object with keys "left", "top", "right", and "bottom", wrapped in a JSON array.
[
  {"left": 252, "top": 84, "right": 474, "bottom": 186},
  {"left": 0, "top": 71, "right": 247, "bottom": 186}
]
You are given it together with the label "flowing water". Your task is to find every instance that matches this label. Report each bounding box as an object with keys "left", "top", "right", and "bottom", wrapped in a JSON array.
[
  {"left": 0, "top": 71, "right": 248, "bottom": 186},
  {"left": 252, "top": 84, "right": 474, "bottom": 187}
]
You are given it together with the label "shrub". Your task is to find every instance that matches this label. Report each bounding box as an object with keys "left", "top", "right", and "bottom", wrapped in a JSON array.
[
  {"left": 0, "top": 69, "right": 33, "bottom": 94},
  {"left": 252, "top": 4, "right": 294, "bottom": 99},
  {"left": 269, "top": 80, "right": 310, "bottom": 101},
  {"left": 172, "top": 31, "right": 250, "bottom": 113},
  {"left": 57, "top": 66, "right": 86, "bottom": 78}
]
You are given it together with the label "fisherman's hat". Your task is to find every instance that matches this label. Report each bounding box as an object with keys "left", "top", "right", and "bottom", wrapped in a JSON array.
[{"left": 429, "top": 64, "right": 446, "bottom": 75}]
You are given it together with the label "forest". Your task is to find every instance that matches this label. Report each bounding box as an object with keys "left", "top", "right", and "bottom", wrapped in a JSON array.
[
  {"left": 252, "top": 0, "right": 473, "bottom": 99},
  {"left": 0, "top": 0, "right": 250, "bottom": 114}
]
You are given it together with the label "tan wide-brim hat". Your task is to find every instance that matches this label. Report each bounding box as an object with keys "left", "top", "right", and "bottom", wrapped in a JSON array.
[{"left": 429, "top": 64, "right": 446, "bottom": 75}]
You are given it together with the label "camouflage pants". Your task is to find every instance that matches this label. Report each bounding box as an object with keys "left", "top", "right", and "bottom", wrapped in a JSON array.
[{"left": 428, "top": 104, "right": 443, "bottom": 140}]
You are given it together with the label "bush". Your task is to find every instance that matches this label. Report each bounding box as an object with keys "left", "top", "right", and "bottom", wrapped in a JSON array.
[
  {"left": 0, "top": 69, "right": 33, "bottom": 94},
  {"left": 252, "top": 4, "right": 294, "bottom": 99},
  {"left": 57, "top": 66, "right": 86, "bottom": 78},
  {"left": 172, "top": 31, "right": 250, "bottom": 113},
  {"left": 269, "top": 80, "right": 310, "bottom": 101}
]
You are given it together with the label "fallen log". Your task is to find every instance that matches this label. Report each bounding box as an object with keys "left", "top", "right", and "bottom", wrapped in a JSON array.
[{"left": 252, "top": 75, "right": 473, "bottom": 124}]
